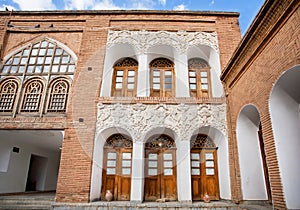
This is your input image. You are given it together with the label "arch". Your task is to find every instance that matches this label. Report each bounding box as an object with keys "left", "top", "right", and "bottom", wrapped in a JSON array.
[
  {"left": 187, "top": 45, "right": 223, "bottom": 97},
  {"left": 269, "top": 65, "right": 300, "bottom": 209},
  {"left": 0, "top": 78, "right": 20, "bottom": 112},
  {"left": 47, "top": 78, "right": 70, "bottom": 112},
  {"left": 191, "top": 126, "right": 231, "bottom": 200},
  {"left": 20, "top": 78, "right": 45, "bottom": 112},
  {"left": 236, "top": 104, "right": 268, "bottom": 200},
  {"left": 111, "top": 57, "right": 138, "bottom": 97}
]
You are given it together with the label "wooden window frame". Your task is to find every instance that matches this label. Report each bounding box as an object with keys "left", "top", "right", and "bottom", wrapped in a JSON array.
[
  {"left": 0, "top": 78, "right": 19, "bottom": 112},
  {"left": 188, "top": 58, "right": 212, "bottom": 98},
  {"left": 47, "top": 78, "right": 70, "bottom": 112},
  {"left": 20, "top": 78, "right": 44, "bottom": 112},
  {"left": 150, "top": 58, "right": 175, "bottom": 97}
]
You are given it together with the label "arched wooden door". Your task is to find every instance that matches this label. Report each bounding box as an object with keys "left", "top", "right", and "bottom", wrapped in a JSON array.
[
  {"left": 144, "top": 135, "right": 177, "bottom": 201},
  {"left": 191, "top": 134, "right": 220, "bottom": 200},
  {"left": 101, "top": 134, "right": 132, "bottom": 201}
]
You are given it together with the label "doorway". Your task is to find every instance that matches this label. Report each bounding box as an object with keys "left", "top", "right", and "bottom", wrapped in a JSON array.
[
  {"left": 144, "top": 135, "right": 177, "bottom": 201},
  {"left": 26, "top": 154, "right": 48, "bottom": 191}
]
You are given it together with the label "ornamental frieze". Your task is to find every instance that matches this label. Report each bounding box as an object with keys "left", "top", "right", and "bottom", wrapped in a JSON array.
[
  {"left": 107, "top": 30, "right": 219, "bottom": 54},
  {"left": 96, "top": 103, "right": 226, "bottom": 141}
]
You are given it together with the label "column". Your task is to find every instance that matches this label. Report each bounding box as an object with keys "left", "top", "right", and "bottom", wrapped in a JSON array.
[
  {"left": 175, "top": 54, "right": 190, "bottom": 97},
  {"left": 136, "top": 54, "right": 149, "bottom": 97},
  {"left": 176, "top": 139, "right": 192, "bottom": 202},
  {"left": 130, "top": 141, "right": 145, "bottom": 202}
]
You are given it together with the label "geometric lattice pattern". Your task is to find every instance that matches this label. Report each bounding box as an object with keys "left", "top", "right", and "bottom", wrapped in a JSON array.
[
  {"left": 145, "top": 135, "right": 176, "bottom": 149},
  {"left": 191, "top": 134, "right": 216, "bottom": 148},
  {"left": 0, "top": 79, "right": 18, "bottom": 112},
  {"left": 105, "top": 134, "right": 133, "bottom": 148},
  {"left": 21, "top": 79, "right": 43, "bottom": 112},
  {"left": 48, "top": 79, "right": 69, "bottom": 112}
]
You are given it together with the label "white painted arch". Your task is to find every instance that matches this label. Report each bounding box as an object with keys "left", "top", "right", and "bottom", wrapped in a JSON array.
[
  {"left": 236, "top": 104, "right": 268, "bottom": 200},
  {"left": 269, "top": 65, "right": 300, "bottom": 209}
]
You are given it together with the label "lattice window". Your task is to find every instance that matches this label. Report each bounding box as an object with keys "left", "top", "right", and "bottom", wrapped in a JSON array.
[
  {"left": 105, "top": 134, "right": 133, "bottom": 148},
  {"left": 191, "top": 134, "right": 216, "bottom": 149},
  {"left": 48, "top": 79, "right": 69, "bottom": 112},
  {"left": 21, "top": 79, "right": 44, "bottom": 112},
  {"left": 150, "top": 58, "right": 175, "bottom": 97},
  {"left": 188, "top": 58, "right": 211, "bottom": 98},
  {"left": 0, "top": 79, "right": 18, "bottom": 112},
  {"left": 145, "top": 135, "right": 176, "bottom": 149},
  {"left": 112, "top": 57, "right": 138, "bottom": 97}
]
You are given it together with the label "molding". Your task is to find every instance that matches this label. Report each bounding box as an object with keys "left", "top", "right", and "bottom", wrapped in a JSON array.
[
  {"left": 107, "top": 30, "right": 219, "bottom": 55},
  {"left": 96, "top": 103, "right": 227, "bottom": 141}
]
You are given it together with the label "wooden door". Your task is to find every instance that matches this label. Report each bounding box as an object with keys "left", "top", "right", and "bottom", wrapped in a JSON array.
[
  {"left": 191, "top": 149, "right": 219, "bottom": 200},
  {"left": 101, "top": 134, "right": 133, "bottom": 201},
  {"left": 144, "top": 149, "right": 177, "bottom": 201}
]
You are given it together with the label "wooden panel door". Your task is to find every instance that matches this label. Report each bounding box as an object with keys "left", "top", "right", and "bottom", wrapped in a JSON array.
[
  {"left": 191, "top": 149, "right": 219, "bottom": 200},
  {"left": 101, "top": 149, "right": 132, "bottom": 201},
  {"left": 144, "top": 149, "right": 177, "bottom": 201}
]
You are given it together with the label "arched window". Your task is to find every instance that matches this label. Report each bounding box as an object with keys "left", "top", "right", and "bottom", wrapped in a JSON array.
[
  {"left": 48, "top": 78, "right": 70, "bottom": 112},
  {"left": 0, "top": 39, "right": 76, "bottom": 114},
  {"left": 112, "top": 57, "right": 138, "bottom": 97},
  {"left": 0, "top": 79, "right": 19, "bottom": 112},
  {"left": 150, "top": 58, "right": 175, "bottom": 97},
  {"left": 21, "top": 79, "right": 44, "bottom": 112},
  {"left": 188, "top": 58, "right": 211, "bottom": 98}
]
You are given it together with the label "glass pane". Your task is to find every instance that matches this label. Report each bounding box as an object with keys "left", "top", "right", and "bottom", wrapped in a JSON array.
[
  {"left": 27, "top": 66, "right": 34, "bottom": 73},
  {"left": 23, "top": 49, "right": 30, "bottom": 56},
  {"left": 164, "top": 153, "right": 172, "bottom": 160},
  {"left": 48, "top": 43, "right": 54, "bottom": 48},
  {"left": 153, "top": 77, "right": 160, "bottom": 83},
  {"left": 164, "top": 71, "right": 172, "bottom": 76},
  {"left": 165, "top": 77, "right": 172, "bottom": 83},
  {"left": 69, "top": 65, "right": 75, "bottom": 72},
  {"left": 31, "top": 49, "right": 38, "bottom": 56},
  {"left": 192, "top": 169, "right": 200, "bottom": 175},
  {"left": 153, "top": 70, "right": 160, "bottom": 77},
  {"left": 202, "top": 84, "right": 208, "bottom": 90},
  {"left": 2, "top": 66, "right": 9, "bottom": 73},
  {"left": 45, "top": 57, "right": 52, "bottom": 64},
  {"left": 164, "top": 161, "right": 172, "bottom": 168},
  {"left": 55, "top": 48, "right": 63, "bottom": 55},
  {"left": 165, "top": 83, "right": 172, "bottom": 89},
  {"left": 19, "top": 66, "right": 25, "bottom": 73},
  {"left": 41, "top": 41, "right": 48, "bottom": 48},
  {"left": 190, "top": 84, "right": 196, "bottom": 90},
  {"left": 35, "top": 66, "right": 42, "bottom": 73},
  {"left": 47, "top": 48, "right": 53, "bottom": 56},
  {"left": 11, "top": 66, "right": 17, "bottom": 73},
  {"left": 43, "top": 65, "right": 50, "bottom": 73},
  {"left": 164, "top": 169, "right": 173, "bottom": 176},
  {"left": 116, "top": 83, "right": 122, "bottom": 89},
  {"left": 62, "top": 56, "right": 69, "bottom": 64},
  {"left": 107, "top": 160, "right": 116, "bottom": 167},
  {"left": 39, "top": 49, "right": 46, "bottom": 56},
  {"left": 148, "top": 161, "right": 157, "bottom": 167},
  {"left": 189, "top": 71, "right": 196, "bottom": 77},
  {"left": 13, "top": 57, "right": 20, "bottom": 64},
  {"left": 37, "top": 57, "right": 44, "bottom": 64},
  {"left": 122, "top": 153, "right": 131, "bottom": 159},
  {"left": 200, "top": 72, "right": 207, "bottom": 77},
  {"left": 128, "top": 77, "right": 134, "bottom": 83},
  {"left": 116, "top": 77, "right": 123, "bottom": 83},
  {"left": 191, "top": 153, "right": 200, "bottom": 160},
  {"left": 117, "top": 70, "right": 123, "bottom": 76},
  {"left": 122, "top": 168, "right": 131, "bottom": 175},
  {"left": 205, "top": 153, "right": 214, "bottom": 160},
  {"left": 60, "top": 65, "right": 67, "bottom": 73},
  {"left": 148, "top": 153, "right": 157, "bottom": 160},
  {"left": 52, "top": 65, "right": 59, "bottom": 73},
  {"left": 122, "top": 160, "right": 131, "bottom": 167},
  {"left": 107, "top": 168, "right": 116, "bottom": 175},
  {"left": 29, "top": 57, "right": 36, "bottom": 64},
  {"left": 189, "top": 78, "right": 196, "bottom": 83},
  {"left": 53, "top": 57, "right": 60, "bottom": 64},
  {"left": 108, "top": 152, "right": 116, "bottom": 159},
  {"left": 127, "top": 84, "right": 134, "bottom": 89},
  {"left": 153, "top": 84, "right": 160, "bottom": 89},
  {"left": 20, "top": 57, "right": 28, "bottom": 64},
  {"left": 128, "top": 70, "right": 135, "bottom": 76},
  {"left": 201, "top": 78, "right": 208, "bottom": 83},
  {"left": 206, "top": 168, "right": 214, "bottom": 175},
  {"left": 148, "top": 169, "right": 157, "bottom": 176},
  {"left": 206, "top": 160, "right": 214, "bottom": 167},
  {"left": 192, "top": 161, "right": 200, "bottom": 167}
]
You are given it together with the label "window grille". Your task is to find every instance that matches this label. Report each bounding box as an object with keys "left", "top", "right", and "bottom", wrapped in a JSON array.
[
  {"left": 48, "top": 79, "right": 69, "bottom": 112},
  {"left": 0, "top": 79, "right": 18, "bottom": 112},
  {"left": 21, "top": 79, "right": 43, "bottom": 112}
]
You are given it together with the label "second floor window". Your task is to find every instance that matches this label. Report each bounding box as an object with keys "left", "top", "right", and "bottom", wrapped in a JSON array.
[
  {"left": 150, "top": 58, "right": 175, "bottom": 97},
  {"left": 112, "top": 57, "right": 138, "bottom": 97},
  {"left": 188, "top": 58, "right": 211, "bottom": 98}
]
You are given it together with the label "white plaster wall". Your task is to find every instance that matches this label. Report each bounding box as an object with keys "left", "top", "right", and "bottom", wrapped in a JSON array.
[
  {"left": 0, "top": 140, "right": 60, "bottom": 193},
  {"left": 270, "top": 85, "right": 300, "bottom": 209},
  {"left": 236, "top": 107, "right": 268, "bottom": 200},
  {"left": 0, "top": 144, "right": 11, "bottom": 172}
]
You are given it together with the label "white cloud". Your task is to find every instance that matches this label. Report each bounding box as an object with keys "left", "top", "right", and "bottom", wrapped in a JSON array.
[
  {"left": 64, "top": 0, "right": 120, "bottom": 10},
  {"left": 12, "top": 0, "right": 56, "bottom": 10},
  {"left": 0, "top": 4, "right": 16, "bottom": 11},
  {"left": 173, "top": 4, "right": 187, "bottom": 11},
  {"left": 158, "top": 0, "right": 166, "bottom": 6},
  {"left": 126, "top": 0, "right": 155, "bottom": 9},
  {"left": 210, "top": 0, "right": 215, "bottom": 6},
  {"left": 93, "top": 0, "right": 121, "bottom": 10}
]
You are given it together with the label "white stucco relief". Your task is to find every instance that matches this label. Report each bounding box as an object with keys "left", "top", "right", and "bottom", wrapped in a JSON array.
[
  {"left": 106, "top": 30, "right": 219, "bottom": 54},
  {"left": 96, "top": 103, "right": 227, "bottom": 141}
]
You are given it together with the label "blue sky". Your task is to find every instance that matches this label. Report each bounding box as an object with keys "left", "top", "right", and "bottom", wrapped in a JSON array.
[{"left": 0, "top": 0, "right": 265, "bottom": 35}]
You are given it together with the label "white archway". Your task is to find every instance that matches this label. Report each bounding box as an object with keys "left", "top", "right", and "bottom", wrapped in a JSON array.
[
  {"left": 236, "top": 105, "right": 268, "bottom": 200},
  {"left": 90, "top": 127, "right": 133, "bottom": 201},
  {"left": 191, "top": 126, "right": 231, "bottom": 200},
  {"left": 269, "top": 65, "right": 300, "bottom": 209}
]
